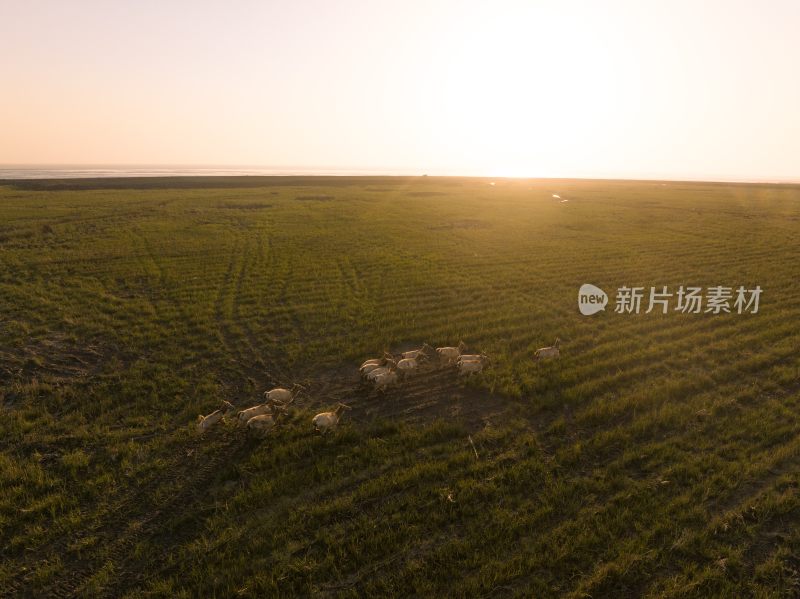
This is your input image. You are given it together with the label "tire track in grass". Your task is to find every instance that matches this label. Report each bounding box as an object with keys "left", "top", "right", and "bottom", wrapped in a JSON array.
[
  {"left": 138, "top": 232, "right": 192, "bottom": 326},
  {"left": 145, "top": 432, "right": 473, "bottom": 593},
  {"left": 260, "top": 241, "right": 300, "bottom": 386},
  {"left": 740, "top": 523, "right": 800, "bottom": 596},
  {"left": 228, "top": 235, "right": 268, "bottom": 374},
  {"left": 211, "top": 235, "right": 283, "bottom": 396},
  {"left": 231, "top": 233, "right": 292, "bottom": 387},
  {"left": 2, "top": 429, "right": 241, "bottom": 598},
  {"left": 13, "top": 431, "right": 254, "bottom": 599},
  {"left": 126, "top": 230, "right": 166, "bottom": 325},
  {"left": 507, "top": 427, "right": 800, "bottom": 599},
  {"left": 315, "top": 528, "right": 463, "bottom": 597},
  {"left": 331, "top": 255, "right": 370, "bottom": 336},
  {"left": 542, "top": 345, "right": 800, "bottom": 480},
  {"left": 93, "top": 433, "right": 258, "bottom": 599},
  {"left": 432, "top": 373, "right": 800, "bottom": 597},
  {"left": 277, "top": 270, "right": 308, "bottom": 354},
  {"left": 549, "top": 384, "right": 800, "bottom": 597},
  {"left": 211, "top": 237, "right": 243, "bottom": 378},
  {"left": 249, "top": 233, "right": 306, "bottom": 382},
  {"left": 633, "top": 433, "right": 800, "bottom": 598}
]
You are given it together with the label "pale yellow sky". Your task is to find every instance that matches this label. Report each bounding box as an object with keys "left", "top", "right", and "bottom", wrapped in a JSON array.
[{"left": 1, "top": 0, "right": 798, "bottom": 180}]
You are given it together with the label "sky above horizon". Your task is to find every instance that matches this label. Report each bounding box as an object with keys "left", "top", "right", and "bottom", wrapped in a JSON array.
[{"left": 1, "top": 0, "right": 799, "bottom": 180}]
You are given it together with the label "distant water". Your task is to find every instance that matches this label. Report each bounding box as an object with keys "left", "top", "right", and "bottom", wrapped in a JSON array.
[
  {"left": 0, "top": 166, "right": 422, "bottom": 180},
  {"left": 1, "top": 166, "right": 796, "bottom": 183}
]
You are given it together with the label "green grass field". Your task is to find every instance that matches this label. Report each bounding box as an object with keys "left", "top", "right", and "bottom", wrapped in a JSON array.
[{"left": 2, "top": 176, "right": 799, "bottom": 597}]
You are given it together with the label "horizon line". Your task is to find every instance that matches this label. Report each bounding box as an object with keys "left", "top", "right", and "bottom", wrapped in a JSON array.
[{"left": 1, "top": 164, "right": 799, "bottom": 185}]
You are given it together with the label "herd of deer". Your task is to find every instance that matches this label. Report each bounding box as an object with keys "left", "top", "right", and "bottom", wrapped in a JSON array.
[{"left": 195, "top": 337, "right": 561, "bottom": 437}]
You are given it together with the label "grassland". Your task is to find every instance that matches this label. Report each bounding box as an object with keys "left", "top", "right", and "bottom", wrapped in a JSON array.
[{"left": 1, "top": 176, "right": 799, "bottom": 598}]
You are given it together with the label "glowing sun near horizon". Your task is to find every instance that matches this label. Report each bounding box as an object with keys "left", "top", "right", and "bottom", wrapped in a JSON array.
[{"left": 1, "top": 0, "right": 799, "bottom": 181}]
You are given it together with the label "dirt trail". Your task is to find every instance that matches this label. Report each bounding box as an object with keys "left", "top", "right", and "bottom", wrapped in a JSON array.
[{"left": 300, "top": 360, "right": 517, "bottom": 433}]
